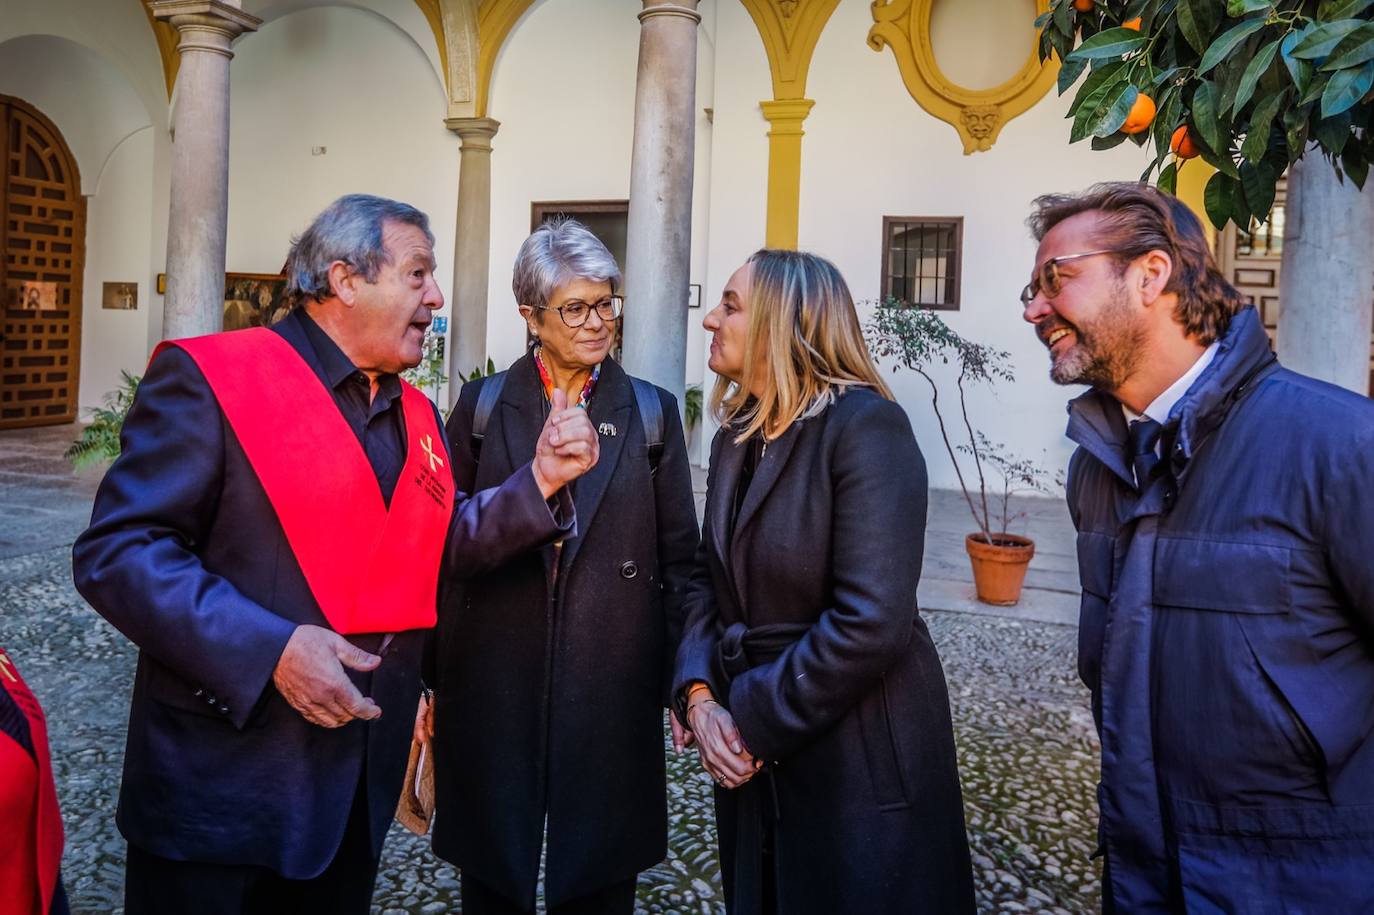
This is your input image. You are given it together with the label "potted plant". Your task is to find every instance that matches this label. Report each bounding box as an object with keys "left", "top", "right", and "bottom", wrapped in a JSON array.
[
  {"left": 65, "top": 371, "right": 140, "bottom": 472},
  {"left": 863, "top": 301, "right": 1045, "bottom": 605}
]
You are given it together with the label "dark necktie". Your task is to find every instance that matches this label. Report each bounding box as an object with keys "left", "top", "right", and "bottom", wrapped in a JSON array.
[{"left": 1128, "top": 418, "right": 1163, "bottom": 489}]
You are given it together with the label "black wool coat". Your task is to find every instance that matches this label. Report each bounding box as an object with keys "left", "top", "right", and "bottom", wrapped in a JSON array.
[
  {"left": 429, "top": 355, "right": 700, "bottom": 907},
  {"left": 674, "top": 388, "right": 975, "bottom": 915}
]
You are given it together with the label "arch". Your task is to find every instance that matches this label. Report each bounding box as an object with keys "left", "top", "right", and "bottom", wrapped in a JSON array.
[
  {"left": 475, "top": 0, "right": 538, "bottom": 117},
  {"left": 0, "top": 94, "right": 87, "bottom": 428},
  {"left": 869, "top": 0, "right": 1058, "bottom": 154}
]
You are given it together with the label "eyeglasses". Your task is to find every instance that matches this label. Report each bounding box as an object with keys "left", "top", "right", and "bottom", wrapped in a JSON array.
[
  {"left": 1019, "top": 249, "right": 1120, "bottom": 307},
  {"left": 531, "top": 294, "right": 625, "bottom": 327}
]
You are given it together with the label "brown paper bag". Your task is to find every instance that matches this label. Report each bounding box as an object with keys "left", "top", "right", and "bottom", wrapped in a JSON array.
[{"left": 395, "top": 734, "right": 435, "bottom": 835}]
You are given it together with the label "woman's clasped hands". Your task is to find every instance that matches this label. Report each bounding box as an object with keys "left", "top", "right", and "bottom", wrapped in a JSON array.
[{"left": 684, "top": 683, "right": 763, "bottom": 790}]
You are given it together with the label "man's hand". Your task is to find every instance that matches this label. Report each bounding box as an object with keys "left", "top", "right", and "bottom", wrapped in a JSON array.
[
  {"left": 414, "top": 692, "right": 434, "bottom": 747},
  {"left": 272, "top": 625, "right": 382, "bottom": 728},
  {"left": 532, "top": 388, "right": 599, "bottom": 499},
  {"left": 687, "top": 696, "right": 761, "bottom": 789}
]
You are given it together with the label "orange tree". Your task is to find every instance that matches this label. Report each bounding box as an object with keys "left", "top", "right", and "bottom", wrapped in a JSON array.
[{"left": 1036, "top": 0, "right": 1374, "bottom": 230}]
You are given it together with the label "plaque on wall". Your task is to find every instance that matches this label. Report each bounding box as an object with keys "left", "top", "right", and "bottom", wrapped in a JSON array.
[
  {"left": 102, "top": 281, "right": 138, "bottom": 310},
  {"left": 13, "top": 281, "right": 57, "bottom": 311}
]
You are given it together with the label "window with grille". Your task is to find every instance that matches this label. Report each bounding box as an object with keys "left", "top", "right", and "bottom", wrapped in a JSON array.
[{"left": 881, "top": 216, "right": 962, "bottom": 310}]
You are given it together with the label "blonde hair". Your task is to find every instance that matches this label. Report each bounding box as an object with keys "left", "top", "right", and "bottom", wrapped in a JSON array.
[{"left": 712, "top": 249, "right": 893, "bottom": 443}]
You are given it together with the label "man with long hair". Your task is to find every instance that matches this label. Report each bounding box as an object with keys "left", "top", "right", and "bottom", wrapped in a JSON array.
[{"left": 1024, "top": 182, "right": 1374, "bottom": 911}]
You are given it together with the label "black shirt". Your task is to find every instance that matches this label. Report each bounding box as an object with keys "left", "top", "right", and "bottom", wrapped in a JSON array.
[{"left": 291, "top": 309, "right": 406, "bottom": 505}]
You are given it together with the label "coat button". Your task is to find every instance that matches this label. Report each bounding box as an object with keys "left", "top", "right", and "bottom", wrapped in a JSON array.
[
  {"left": 217, "top": 704, "right": 230, "bottom": 715},
  {"left": 620, "top": 561, "right": 639, "bottom": 580},
  {"left": 205, "top": 694, "right": 218, "bottom": 706}
]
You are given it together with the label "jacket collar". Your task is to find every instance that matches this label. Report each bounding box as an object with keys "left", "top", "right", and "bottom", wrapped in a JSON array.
[{"left": 1066, "top": 306, "right": 1276, "bottom": 487}]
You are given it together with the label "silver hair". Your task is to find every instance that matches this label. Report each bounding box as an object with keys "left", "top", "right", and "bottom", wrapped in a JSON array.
[
  {"left": 283, "top": 194, "right": 434, "bottom": 308},
  {"left": 511, "top": 217, "right": 622, "bottom": 310}
]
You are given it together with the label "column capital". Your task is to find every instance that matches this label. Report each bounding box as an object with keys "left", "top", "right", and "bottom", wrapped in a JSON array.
[
  {"left": 151, "top": 1, "right": 261, "bottom": 58},
  {"left": 445, "top": 116, "right": 501, "bottom": 151},
  {"left": 759, "top": 97, "right": 815, "bottom": 135},
  {"left": 638, "top": 1, "right": 702, "bottom": 25}
]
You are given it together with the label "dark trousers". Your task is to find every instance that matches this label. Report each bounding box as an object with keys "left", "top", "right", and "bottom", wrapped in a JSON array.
[
  {"left": 123, "top": 778, "right": 379, "bottom": 915},
  {"left": 461, "top": 873, "right": 637, "bottom": 915}
]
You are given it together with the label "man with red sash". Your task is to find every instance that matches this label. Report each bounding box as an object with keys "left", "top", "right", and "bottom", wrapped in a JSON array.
[
  {"left": 0, "top": 647, "right": 68, "bottom": 915},
  {"left": 72, "top": 194, "right": 598, "bottom": 914}
]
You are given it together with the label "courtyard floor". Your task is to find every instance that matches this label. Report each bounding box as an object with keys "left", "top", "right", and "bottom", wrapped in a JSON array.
[{"left": 0, "top": 424, "right": 1100, "bottom": 914}]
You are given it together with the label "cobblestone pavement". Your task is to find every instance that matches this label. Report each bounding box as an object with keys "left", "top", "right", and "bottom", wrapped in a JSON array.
[{"left": 1, "top": 426, "right": 1101, "bottom": 914}]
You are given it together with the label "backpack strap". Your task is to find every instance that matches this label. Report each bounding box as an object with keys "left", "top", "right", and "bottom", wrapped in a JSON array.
[
  {"left": 630, "top": 377, "right": 664, "bottom": 476},
  {"left": 470, "top": 370, "right": 507, "bottom": 461}
]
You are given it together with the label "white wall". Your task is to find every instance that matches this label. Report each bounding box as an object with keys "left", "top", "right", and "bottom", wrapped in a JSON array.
[
  {"left": 226, "top": 5, "right": 458, "bottom": 321},
  {"left": 82, "top": 129, "right": 155, "bottom": 407},
  {"left": 485, "top": 0, "right": 716, "bottom": 385},
  {"left": 0, "top": 17, "right": 167, "bottom": 411},
  {"left": 787, "top": 0, "right": 1153, "bottom": 492}
]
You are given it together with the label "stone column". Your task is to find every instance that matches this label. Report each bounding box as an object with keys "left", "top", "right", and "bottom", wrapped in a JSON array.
[
  {"left": 622, "top": 0, "right": 701, "bottom": 408},
  {"left": 1277, "top": 151, "right": 1374, "bottom": 394},
  {"left": 151, "top": 0, "right": 260, "bottom": 340},
  {"left": 445, "top": 117, "right": 500, "bottom": 407},
  {"left": 760, "top": 98, "right": 815, "bottom": 250}
]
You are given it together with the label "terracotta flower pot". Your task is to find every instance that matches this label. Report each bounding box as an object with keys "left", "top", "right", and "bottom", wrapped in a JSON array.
[{"left": 965, "top": 533, "right": 1036, "bottom": 606}]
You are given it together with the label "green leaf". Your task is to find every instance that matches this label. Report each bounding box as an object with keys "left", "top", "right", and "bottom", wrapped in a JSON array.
[
  {"left": 1290, "top": 19, "right": 1366, "bottom": 60},
  {"left": 1227, "top": 0, "right": 1271, "bottom": 13},
  {"left": 1300, "top": 70, "right": 1332, "bottom": 105},
  {"left": 1200, "top": 18, "right": 1270, "bottom": 75},
  {"left": 1240, "top": 159, "right": 1278, "bottom": 219},
  {"left": 1284, "top": 104, "right": 1312, "bottom": 162},
  {"left": 1151, "top": 66, "right": 1183, "bottom": 89},
  {"left": 1067, "top": 27, "right": 1148, "bottom": 61},
  {"left": 1313, "top": 109, "right": 1354, "bottom": 154},
  {"left": 1235, "top": 40, "right": 1281, "bottom": 113},
  {"left": 1158, "top": 160, "right": 1179, "bottom": 194},
  {"left": 1204, "top": 171, "right": 1238, "bottom": 229},
  {"left": 1053, "top": 0, "right": 1075, "bottom": 37},
  {"left": 1092, "top": 131, "right": 1132, "bottom": 150},
  {"left": 1058, "top": 54, "right": 1090, "bottom": 93},
  {"left": 1093, "top": 83, "right": 1139, "bottom": 137},
  {"left": 1191, "top": 81, "right": 1228, "bottom": 156},
  {"left": 1067, "top": 60, "right": 1127, "bottom": 117},
  {"left": 1321, "top": 59, "right": 1374, "bottom": 115},
  {"left": 1179, "top": 0, "right": 1223, "bottom": 55},
  {"left": 1343, "top": 143, "right": 1370, "bottom": 189},
  {"left": 1320, "top": 23, "right": 1374, "bottom": 71},
  {"left": 1318, "top": 0, "right": 1374, "bottom": 19},
  {"left": 1035, "top": 10, "right": 1053, "bottom": 28},
  {"left": 1242, "top": 91, "right": 1285, "bottom": 163},
  {"left": 1281, "top": 28, "right": 1316, "bottom": 94}
]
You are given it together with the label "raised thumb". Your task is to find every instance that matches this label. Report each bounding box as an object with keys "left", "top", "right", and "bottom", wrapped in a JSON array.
[
  {"left": 550, "top": 387, "right": 568, "bottom": 412},
  {"left": 335, "top": 637, "right": 381, "bottom": 672}
]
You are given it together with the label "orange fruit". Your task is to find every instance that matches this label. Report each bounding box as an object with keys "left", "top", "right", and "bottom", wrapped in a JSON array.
[
  {"left": 1170, "top": 124, "right": 1201, "bottom": 159},
  {"left": 1123, "top": 17, "right": 1142, "bottom": 30},
  {"left": 1121, "top": 93, "right": 1156, "bottom": 134},
  {"left": 1074, "top": 0, "right": 1094, "bottom": 11}
]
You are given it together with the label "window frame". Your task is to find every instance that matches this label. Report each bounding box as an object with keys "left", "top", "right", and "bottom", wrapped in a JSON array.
[{"left": 879, "top": 215, "right": 964, "bottom": 311}]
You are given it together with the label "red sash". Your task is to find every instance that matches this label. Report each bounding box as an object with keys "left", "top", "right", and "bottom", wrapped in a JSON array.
[
  {"left": 153, "top": 328, "right": 453, "bottom": 634},
  {"left": 0, "top": 648, "right": 63, "bottom": 915}
]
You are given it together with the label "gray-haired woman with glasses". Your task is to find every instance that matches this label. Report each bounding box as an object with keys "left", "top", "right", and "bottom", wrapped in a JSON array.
[{"left": 425, "top": 218, "right": 700, "bottom": 915}]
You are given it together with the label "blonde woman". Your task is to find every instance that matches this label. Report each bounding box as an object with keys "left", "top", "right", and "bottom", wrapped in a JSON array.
[{"left": 674, "top": 250, "right": 974, "bottom": 914}]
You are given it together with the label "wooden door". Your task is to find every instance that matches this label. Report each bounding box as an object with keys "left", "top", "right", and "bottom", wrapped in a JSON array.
[{"left": 1, "top": 95, "right": 85, "bottom": 429}]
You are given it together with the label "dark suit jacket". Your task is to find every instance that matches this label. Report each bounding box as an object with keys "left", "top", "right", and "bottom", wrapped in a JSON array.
[
  {"left": 71, "top": 312, "right": 571, "bottom": 879},
  {"left": 429, "top": 355, "right": 699, "bottom": 907},
  {"left": 674, "top": 388, "right": 974, "bottom": 914}
]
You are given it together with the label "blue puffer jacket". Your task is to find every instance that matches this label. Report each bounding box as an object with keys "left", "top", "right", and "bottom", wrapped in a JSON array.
[{"left": 1066, "top": 306, "right": 1374, "bottom": 913}]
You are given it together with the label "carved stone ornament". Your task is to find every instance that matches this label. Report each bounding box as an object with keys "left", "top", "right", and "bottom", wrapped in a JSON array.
[{"left": 868, "top": 0, "right": 1058, "bottom": 154}]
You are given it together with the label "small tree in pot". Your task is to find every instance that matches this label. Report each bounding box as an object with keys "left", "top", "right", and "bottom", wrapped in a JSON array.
[{"left": 864, "top": 301, "right": 1045, "bottom": 605}]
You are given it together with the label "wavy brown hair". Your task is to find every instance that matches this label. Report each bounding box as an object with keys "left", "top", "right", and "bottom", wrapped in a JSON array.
[
  {"left": 1027, "top": 182, "right": 1246, "bottom": 345},
  {"left": 712, "top": 249, "right": 893, "bottom": 442}
]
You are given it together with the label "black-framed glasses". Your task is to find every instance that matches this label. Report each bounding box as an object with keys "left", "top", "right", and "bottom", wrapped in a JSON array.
[
  {"left": 1019, "top": 249, "right": 1120, "bottom": 307},
  {"left": 532, "top": 294, "right": 624, "bottom": 327}
]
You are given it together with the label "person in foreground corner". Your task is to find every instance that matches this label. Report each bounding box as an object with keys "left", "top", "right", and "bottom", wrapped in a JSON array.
[
  {"left": 71, "top": 194, "right": 599, "bottom": 915},
  {"left": 425, "top": 218, "right": 700, "bottom": 914},
  {"left": 1023, "top": 181, "right": 1374, "bottom": 912},
  {"left": 673, "top": 249, "right": 975, "bottom": 915},
  {"left": 0, "top": 647, "right": 69, "bottom": 915}
]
